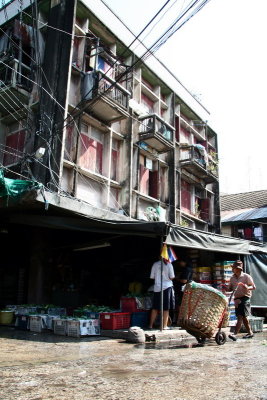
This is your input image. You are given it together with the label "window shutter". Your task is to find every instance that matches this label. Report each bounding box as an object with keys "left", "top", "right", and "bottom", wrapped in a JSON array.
[
  {"left": 200, "top": 198, "right": 210, "bottom": 222},
  {"left": 149, "top": 170, "right": 158, "bottom": 198}
]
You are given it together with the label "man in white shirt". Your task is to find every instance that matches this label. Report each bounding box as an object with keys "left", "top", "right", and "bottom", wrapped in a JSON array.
[{"left": 148, "top": 259, "right": 175, "bottom": 330}]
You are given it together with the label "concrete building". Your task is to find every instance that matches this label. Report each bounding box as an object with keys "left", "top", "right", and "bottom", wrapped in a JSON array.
[
  {"left": 0, "top": 0, "right": 222, "bottom": 307},
  {"left": 0, "top": 0, "right": 220, "bottom": 231}
]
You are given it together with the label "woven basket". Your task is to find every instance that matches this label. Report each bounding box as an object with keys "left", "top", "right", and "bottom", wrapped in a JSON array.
[
  {"left": 178, "top": 282, "right": 228, "bottom": 338},
  {"left": 221, "top": 309, "right": 229, "bottom": 328}
]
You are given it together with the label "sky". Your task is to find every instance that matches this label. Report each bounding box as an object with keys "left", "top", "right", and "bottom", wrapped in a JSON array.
[{"left": 105, "top": 0, "right": 267, "bottom": 194}]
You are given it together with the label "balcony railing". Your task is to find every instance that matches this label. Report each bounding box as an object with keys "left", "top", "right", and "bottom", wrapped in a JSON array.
[
  {"left": 138, "top": 113, "right": 174, "bottom": 153},
  {"left": 82, "top": 70, "right": 130, "bottom": 123},
  {"left": 0, "top": 58, "right": 31, "bottom": 114},
  {"left": 180, "top": 145, "right": 218, "bottom": 183}
]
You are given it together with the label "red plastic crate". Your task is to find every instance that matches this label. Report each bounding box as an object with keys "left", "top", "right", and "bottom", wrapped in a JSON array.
[
  {"left": 100, "top": 312, "right": 131, "bottom": 330},
  {"left": 120, "top": 297, "right": 141, "bottom": 312}
]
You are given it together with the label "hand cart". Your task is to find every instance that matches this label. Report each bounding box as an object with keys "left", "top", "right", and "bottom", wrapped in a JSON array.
[{"left": 178, "top": 281, "right": 229, "bottom": 345}]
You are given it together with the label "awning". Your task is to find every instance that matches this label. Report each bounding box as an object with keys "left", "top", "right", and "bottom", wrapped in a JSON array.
[
  {"left": 165, "top": 225, "right": 251, "bottom": 254},
  {"left": 2, "top": 185, "right": 267, "bottom": 253},
  {"left": 222, "top": 206, "right": 267, "bottom": 224},
  {"left": 244, "top": 253, "right": 267, "bottom": 307},
  {"left": 6, "top": 212, "right": 167, "bottom": 237}
]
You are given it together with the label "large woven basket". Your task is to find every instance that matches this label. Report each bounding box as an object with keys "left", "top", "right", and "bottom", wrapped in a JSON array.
[{"left": 178, "top": 282, "right": 228, "bottom": 338}]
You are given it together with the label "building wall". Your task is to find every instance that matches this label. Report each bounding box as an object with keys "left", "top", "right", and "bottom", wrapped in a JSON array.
[{"left": 0, "top": 0, "right": 220, "bottom": 232}]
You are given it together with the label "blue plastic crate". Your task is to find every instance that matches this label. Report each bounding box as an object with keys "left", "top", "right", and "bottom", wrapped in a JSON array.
[{"left": 130, "top": 312, "right": 149, "bottom": 328}]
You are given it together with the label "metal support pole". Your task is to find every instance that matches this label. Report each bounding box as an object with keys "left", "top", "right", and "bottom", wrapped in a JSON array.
[{"left": 160, "top": 237, "right": 164, "bottom": 331}]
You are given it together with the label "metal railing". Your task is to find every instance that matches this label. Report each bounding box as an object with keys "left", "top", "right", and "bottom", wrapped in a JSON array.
[
  {"left": 138, "top": 113, "right": 174, "bottom": 142},
  {"left": 96, "top": 70, "right": 130, "bottom": 110},
  {"left": 180, "top": 145, "right": 218, "bottom": 177},
  {"left": 0, "top": 58, "right": 32, "bottom": 92}
]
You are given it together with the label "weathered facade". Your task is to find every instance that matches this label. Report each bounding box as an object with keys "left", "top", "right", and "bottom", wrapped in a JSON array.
[{"left": 0, "top": 0, "right": 220, "bottom": 232}]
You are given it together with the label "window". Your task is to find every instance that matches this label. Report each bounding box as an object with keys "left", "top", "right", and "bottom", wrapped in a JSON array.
[
  {"left": 98, "top": 56, "right": 114, "bottom": 79},
  {"left": 181, "top": 179, "right": 191, "bottom": 214},
  {"left": 111, "top": 138, "right": 120, "bottom": 181},
  {"left": 141, "top": 93, "right": 154, "bottom": 114},
  {"left": 3, "top": 121, "right": 26, "bottom": 165},
  {"left": 139, "top": 155, "right": 158, "bottom": 198},
  {"left": 159, "top": 165, "right": 168, "bottom": 202},
  {"left": 78, "top": 123, "right": 104, "bottom": 174},
  {"left": 64, "top": 124, "right": 75, "bottom": 161},
  {"left": 109, "top": 187, "right": 120, "bottom": 211},
  {"left": 179, "top": 125, "right": 191, "bottom": 144},
  {"left": 72, "top": 37, "right": 83, "bottom": 69}
]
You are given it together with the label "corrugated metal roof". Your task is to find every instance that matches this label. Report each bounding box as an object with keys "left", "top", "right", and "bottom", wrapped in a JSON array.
[
  {"left": 222, "top": 206, "right": 267, "bottom": 224},
  {"left": 221, "top": 190, "right": 267, "bottom": 211}
]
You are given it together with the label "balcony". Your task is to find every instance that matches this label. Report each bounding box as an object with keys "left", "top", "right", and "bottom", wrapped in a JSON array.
[
  {"left": 82, "top": 70, "right": 130, "bottom": 123},
  {"left": 138, "top": 114, "right": 174, "bottom": 153},
  {"left": 179, "top": 145, "right": 218, "bottom": 183},
  {"left": 0, "top": 58, "right": 31, "bottom": 115}
]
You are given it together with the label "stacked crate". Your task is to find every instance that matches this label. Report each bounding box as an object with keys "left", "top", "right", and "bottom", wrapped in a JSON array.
[
  {"left": 212, "top": 261, "right": 234, "bottom": 293},
  {"left": 226, "top": 295, "right": 237, "bottom": 326},
  {"left": 213, "top": 261, "right": 236, "bottom": 327},
  {"left": 196, "top": 267, "right": 212, "bottom": 285}
]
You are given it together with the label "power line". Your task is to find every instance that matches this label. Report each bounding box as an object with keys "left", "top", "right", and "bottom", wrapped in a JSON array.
[{"left": 63, "top": 0, "right": 211, "bottom": 128}]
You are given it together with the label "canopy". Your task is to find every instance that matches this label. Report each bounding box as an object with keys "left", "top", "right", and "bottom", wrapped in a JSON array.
[
  {"left": 165, "top": 225, "right": 251, "bottom": 254},
  {"left": 244, "top": 253, "right": 267, "bottom": 307},
  {"left": 222, "top": 206, "right": 267, "bottom": 224}
]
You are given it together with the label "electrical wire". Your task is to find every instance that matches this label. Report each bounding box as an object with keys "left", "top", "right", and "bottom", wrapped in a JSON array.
[
  {"left": 22, "top": 9, "right": 91, "bottom": 38},
  {"left": 0, "top": 0, "right": 213, "bottom": 218},
  {"left": 131, "top": 0, "right": 180, "bottom": 52},
  {"left": 60, "top": 0, "right": 174, "bottom": 129},
  {"left": 63, "top": 0, "right": 211, "bottom": 128},
  {"left": 0, "top": 35, "right": 129, "bottom": 213}
]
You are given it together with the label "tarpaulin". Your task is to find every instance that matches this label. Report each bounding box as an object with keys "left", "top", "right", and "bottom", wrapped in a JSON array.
[
  {"left": 244, "top": 253, "right": 267, "bottom": 307},
  {"left": 165, "top": 225, "right": 250, "bottom": 254},
  {"left": 0, "top": 169, "right": 42, "bottom": 198}
]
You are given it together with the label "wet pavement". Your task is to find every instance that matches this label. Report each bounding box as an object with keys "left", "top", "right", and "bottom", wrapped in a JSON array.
[{"left": 0, "top": 326, "right": 266, "bottom": 400}]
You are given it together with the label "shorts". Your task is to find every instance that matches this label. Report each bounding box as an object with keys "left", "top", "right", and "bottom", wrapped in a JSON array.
[
  {"left": 235, "top": 296, "right": 251, "bottom": 317},
  {"left": 152, "top": 287, "right": 175, "bottom": 311}
]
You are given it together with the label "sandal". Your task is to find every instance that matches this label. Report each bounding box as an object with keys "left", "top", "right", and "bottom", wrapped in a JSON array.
[
  {"left": 242, "top": 334, "right": 254, "bottom": 339},
  {"left": 228, "top": 334, "right": 237, "bottom": 341}
]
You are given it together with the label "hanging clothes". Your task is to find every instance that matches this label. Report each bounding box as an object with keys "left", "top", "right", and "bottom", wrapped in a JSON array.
[
  {"left": 253, "top": 226, "right": 263, "bottom": 241},
  {"left": 244, "top": 227, "right": 253, "bottom": 240}
]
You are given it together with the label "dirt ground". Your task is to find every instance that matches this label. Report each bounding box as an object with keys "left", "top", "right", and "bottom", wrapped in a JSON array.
[{"left": 0, "top": 327, "right": 266, "bottom": 400}]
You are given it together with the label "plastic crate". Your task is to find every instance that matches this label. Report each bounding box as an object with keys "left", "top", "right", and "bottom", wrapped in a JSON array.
[
  {"left": 48, "top": 308, "right": 66, "bottom": 316},
  {"left": 240, "top": 317, "right": 264, "bottom": 333},
  {"left": 131, "top": 311, "right": 149, "bottom": 328},
  {"left": 120, "top": 297, "right": 141, "bottom": 312},
  {"left": 46, "top": 315, "right": 59, "bottom": 330},
  {"left": 66, "top": 319, "right": 100, "bottom": 337},
  {"left": 53, "top": 319, "right": 67, "bottom": 335},
  {"left": 100, "top": 312, "right": 131, "bottom": 330},
  {"left": 29, "top": 316, "right": 47, "bottom": 333},
  {"left": 16, "top": 306, "right": 37, "bottom": 315},
  {"left": 73, "top": 310, "right": 100, "bottom": 319},
  {"left": 15, "top": 315, "right": 29, "bottom": 330}
]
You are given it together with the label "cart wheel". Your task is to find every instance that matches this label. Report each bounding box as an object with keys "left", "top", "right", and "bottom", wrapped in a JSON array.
[
  {"left": 196, "top": 336, "right": 206, "bottom": 344},
  {"left": 215, "top": 331, "right": 226, "bottom": 345}
]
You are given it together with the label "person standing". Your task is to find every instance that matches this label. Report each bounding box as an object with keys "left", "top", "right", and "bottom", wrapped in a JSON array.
[
  {"left": 228, "top": 260, "right": 256, "bottom": 341},
  {"left": 148, "top": 258, "right": 175, "bottom": 330},
  {"left": 173, "top": 257, "right": 193, "bottom": 325}
]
